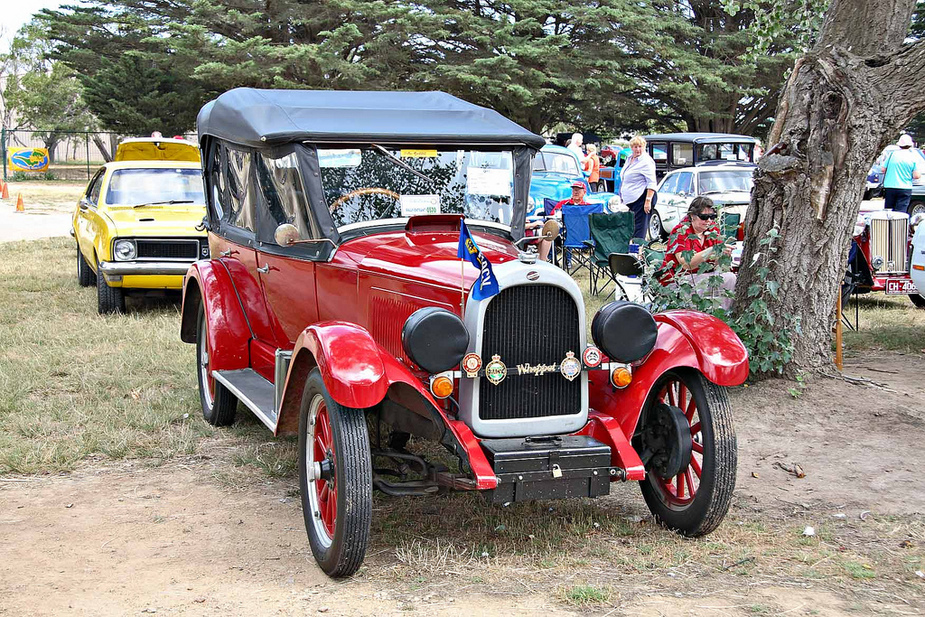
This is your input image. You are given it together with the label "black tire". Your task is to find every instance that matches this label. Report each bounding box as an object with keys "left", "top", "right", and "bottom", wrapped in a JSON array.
[
  {"left": 77, "top": 246, "right": 95, "bottom": 287},
  {"left": 648, "top": 210, "right": 665, "bottom": 241},
  {"left": 909, "top": 294, "right": 925, "bottom": 308},
  {"left": 299, "top": 369, "right": 372, "bottom": 577},
  {"left": 636, "top": 370, "right": 736, "bottom": 537},
  {"left": 196, "top": 304, "right": 237, "bottom": 426},
  {"left": 96, "top": 264, "right": 125, "bottom": 314}
]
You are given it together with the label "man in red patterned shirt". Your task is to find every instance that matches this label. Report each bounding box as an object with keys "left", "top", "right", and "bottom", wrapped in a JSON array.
[{"left": 660, "top": 197, "right": 736, "bottom": 310}]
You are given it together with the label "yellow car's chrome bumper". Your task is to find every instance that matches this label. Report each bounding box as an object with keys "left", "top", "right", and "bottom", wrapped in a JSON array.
[{"left": 99, "top": 261, "right": 191, "bottom": 289}]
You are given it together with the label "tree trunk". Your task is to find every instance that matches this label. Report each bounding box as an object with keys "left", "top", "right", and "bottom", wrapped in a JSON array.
[
  {"left": 92, "top": 134, "right": 112, "bottom": 162},
  {"left": 734, "top": 0, "right": 925, "bottom": 374}
]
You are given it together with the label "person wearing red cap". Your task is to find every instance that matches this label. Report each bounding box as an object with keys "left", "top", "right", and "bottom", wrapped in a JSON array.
[{"left": 527, "top": 182, "right": 591, "bottom": 262}]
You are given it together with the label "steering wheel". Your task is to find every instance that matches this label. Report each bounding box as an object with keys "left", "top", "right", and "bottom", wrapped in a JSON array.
[{"left": 329, "top": 187, "right": 401, "bottom": 212}]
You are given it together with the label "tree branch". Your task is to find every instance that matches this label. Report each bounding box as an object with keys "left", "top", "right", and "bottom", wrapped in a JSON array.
[{"left": 874, "top": 39, "right": 925, "bottom": 121}]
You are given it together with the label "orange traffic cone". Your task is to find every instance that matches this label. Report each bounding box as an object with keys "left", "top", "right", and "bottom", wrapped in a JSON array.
[
  {"left": 15, "top": 193, "right": 24, "bottom": 212},
  {"left": 1, "top": 181, "right": 8, "bottom": 200}
]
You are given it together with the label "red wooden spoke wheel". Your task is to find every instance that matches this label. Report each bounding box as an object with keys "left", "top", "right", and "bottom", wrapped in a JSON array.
[
  {"left": 310, "top": 401, "right": 337, "bottom": 539},
  {"left": 299, "top": 369, "right": 372, "bottom": 577},
  {"left": 636, "top": 370, "right": 737, "bottom": 537}
]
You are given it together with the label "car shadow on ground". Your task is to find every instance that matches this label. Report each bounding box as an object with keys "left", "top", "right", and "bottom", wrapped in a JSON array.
[{"left": 123, "top": 290, "right": 183, "bottom": 315}]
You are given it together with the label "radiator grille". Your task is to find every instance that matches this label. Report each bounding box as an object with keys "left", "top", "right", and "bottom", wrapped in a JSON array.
[
  {"left": 478, "top": 285, "right": 582, "bottom": 420},
  {"left": 870, "top": 217, "right": 908, "bottom": 273},
  {"left": 136, "top": 239, "right": 199, "bottom": 260}
]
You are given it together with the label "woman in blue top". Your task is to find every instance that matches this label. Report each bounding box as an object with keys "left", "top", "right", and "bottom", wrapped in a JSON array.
[
  {"left": 882, "top": 134, "right": 922, "bottom": 214},
  {"left": 619, "top": 135, "right": 658, "bottom": 239}
]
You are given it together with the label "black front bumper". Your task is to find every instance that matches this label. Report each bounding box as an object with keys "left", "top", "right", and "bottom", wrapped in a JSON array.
[{"left": 482, "top": 435, "right": 615, "bottom": 504}]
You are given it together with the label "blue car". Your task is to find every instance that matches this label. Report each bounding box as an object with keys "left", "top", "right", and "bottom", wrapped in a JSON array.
[{"left": 529, "top": 145, "right": 620, "bottom": 215}]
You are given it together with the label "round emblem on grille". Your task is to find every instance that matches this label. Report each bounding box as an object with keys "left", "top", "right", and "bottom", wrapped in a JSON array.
[
  {"left": 462, "top": 353, "right": 482, "bottom": 378},
  {"left": 560, "top": 351, "right": 582, "bottom": 382},
  {"left": 526, "top": 270, "right": 539, "bottom": 281},
  {"left": 582, "top": 346, "right": 603, "bottom": 368},
  {"left": 485, "top": 354, "right": 507, "bottom": 385}
]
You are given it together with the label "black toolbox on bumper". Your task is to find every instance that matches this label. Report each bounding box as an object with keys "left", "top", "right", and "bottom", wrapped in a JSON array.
[{"left": 481, "top": 435, "right": 613, "bottom": 504}]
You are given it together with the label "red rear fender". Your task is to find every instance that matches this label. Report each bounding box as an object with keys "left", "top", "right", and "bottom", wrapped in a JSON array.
[
  {"left": 590, "top": 310, "right": 748, "bottom": 437},
  {"left": 180, "top": 262, "right": 250, "bottom": 371}
]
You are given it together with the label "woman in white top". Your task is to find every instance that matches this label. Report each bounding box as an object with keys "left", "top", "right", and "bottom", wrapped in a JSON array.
[{"left": 619, "top": 135, "right": 658, "bottom": 239}]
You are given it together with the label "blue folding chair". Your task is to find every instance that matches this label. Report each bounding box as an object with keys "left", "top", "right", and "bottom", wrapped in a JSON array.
[
  {"left": 561, "top": 204, "right": 600, "bottom": 276},
  {"left": 543, "top": 198, "right": 559, "bottom": 216}
]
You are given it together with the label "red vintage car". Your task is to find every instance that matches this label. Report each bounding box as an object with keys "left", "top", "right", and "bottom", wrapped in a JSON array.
[{"left": 180, "top": 89, "right": 749, "bottom": 577}]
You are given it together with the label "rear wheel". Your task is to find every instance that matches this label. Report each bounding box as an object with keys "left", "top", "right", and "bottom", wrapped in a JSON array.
[
  {"left": 196, "top": 304, "right": 237, "bottom": 426},
  {"left": 909, "top": 294, "right": 925, "bottom": 308},
  {"left": 299, "top": 369, "right": 372, "bottom": 577},
  {"left": 96, "top": 264, "right": 125, "bottom": 314},
  {"left": 77, "top": 246, "right": 95, "bottom": 287},
  {"left": 636, "top": 371, "right": 736, "bottom": 536}
]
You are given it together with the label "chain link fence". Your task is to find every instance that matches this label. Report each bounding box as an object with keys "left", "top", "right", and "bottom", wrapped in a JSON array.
[{"left": 1, "top": 129, "right": 197, "bottom": 182}]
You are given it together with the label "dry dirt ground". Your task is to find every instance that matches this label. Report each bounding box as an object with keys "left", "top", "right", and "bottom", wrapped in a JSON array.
[{"left": 2, "top": 352, "right": 924, "bottom": 617}]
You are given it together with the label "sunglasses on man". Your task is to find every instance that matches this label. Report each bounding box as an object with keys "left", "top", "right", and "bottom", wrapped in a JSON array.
[{"left": 695, "top": 213, "right": 718, "bottom": 221}]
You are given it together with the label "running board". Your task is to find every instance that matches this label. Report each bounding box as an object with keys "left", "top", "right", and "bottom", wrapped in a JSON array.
[{"left": 213, "top": 369, "right": 278, "bottom": 431}]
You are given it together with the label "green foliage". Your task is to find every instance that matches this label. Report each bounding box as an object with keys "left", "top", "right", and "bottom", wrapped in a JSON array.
[
  {"left": 32, "top": 0, "right": 814, "bottom": 138},
  {"left": 645, "top": 225, "right": 800, "bottom": 376}
]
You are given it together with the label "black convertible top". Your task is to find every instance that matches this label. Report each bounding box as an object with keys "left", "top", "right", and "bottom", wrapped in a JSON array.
[{"left": 198, "top": 88, "right": 546, "bottom": 150}]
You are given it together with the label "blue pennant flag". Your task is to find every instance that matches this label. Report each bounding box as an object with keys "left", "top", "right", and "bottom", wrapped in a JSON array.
[{"left": 457, "top": 220, "right": 500, "bottom": 300}]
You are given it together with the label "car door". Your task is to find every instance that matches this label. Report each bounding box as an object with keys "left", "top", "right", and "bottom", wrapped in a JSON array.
[{"left": 75, "top": 169, "right": 106, "bottom": 266}]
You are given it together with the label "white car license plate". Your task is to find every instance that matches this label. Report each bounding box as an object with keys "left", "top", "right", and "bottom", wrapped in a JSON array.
[{"left": 885, "top": 278, "right": 919, "bottom": 295}]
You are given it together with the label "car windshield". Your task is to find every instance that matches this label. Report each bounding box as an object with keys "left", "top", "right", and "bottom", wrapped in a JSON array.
[
  {"left": 320, "top": 147, "right": 515, "bottom": 228},
  {"left": 533, "top": 151, "right": 581, "bottom": 175},
  {"left": 698, "top": 170, "right": 754, "bottom": 194},
  {"left": 106, "top": 168, "right": 205, "bottom": 205}
]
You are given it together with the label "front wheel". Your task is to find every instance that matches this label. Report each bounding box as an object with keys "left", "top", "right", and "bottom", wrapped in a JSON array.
[
  {"left": 96, "top": 264, "right": 125, "bottom": 314},
  {"left": 907, "top": 200, "right": 925, "bottom": 218},
  {"left": 635, "top": 371, "right": 736, "bottom": 536},
  {"left": 299, "top": 369, "right": 372, "bottom": 577},
  {"left": 648, "top": 210, "right": 665, "bottom": 241},
  {"left": 909, "top": 294, "right": 925, "bottom": 309}
]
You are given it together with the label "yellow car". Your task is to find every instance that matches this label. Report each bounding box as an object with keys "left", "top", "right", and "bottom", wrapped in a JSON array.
[{"left": 72, "top": 138, "right": 208, "bottom": 313}]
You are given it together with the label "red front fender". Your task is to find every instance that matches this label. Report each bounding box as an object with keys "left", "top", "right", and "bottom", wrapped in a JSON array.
[
  {"left": 179, "top": 261, "right": 250, "bottom": 372},
  {"left": 275, "top": 322, "right": 498, "bottom": 490},
  {"left": 590, "top": 310, "right": 748, "bottom": 437}
]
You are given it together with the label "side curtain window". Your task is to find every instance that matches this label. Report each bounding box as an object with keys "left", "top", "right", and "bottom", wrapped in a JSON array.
[
  {"left": 676, "top": 172, "right": 693, "bottom": 195},
  {"left": 225, "top": 148, "right": 255, "bottom": 232},
  {"left": 256, "top": 152, "right": 319, "bottom": 244},
  {"left": 208, "top": 142, "right": 225, "bottom": 222}
]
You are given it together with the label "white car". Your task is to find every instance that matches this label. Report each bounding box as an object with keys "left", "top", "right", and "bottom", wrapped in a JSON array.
[
  {"left": 910, "top": 214, "right": 925, "bottom": 299},
  {"left": 649, "top": 163, "right": 755, "bottom": 239}
]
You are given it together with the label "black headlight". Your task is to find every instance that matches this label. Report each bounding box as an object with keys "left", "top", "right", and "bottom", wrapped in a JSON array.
[
  {"left": 591, "top": 301, "right": 657, "bottom": 363},
  {"left": 401, "top": 307, "right": 469, "bottom": 374}
]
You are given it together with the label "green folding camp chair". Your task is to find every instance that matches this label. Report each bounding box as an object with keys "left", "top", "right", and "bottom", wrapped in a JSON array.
[
  {"left": 586, "top": 212, "right": 635, "bottom": 296},
  {"left": 721, "top": 212, "right": 741, "bottom": 240}
]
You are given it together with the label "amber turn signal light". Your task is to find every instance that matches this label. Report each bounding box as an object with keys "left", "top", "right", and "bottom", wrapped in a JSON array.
[
  {"left": 611, "top": 366, "right": 632, "bottom": 389},
  {"left": 430, "top": 374, "right": 454, "bottom": 399}
]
